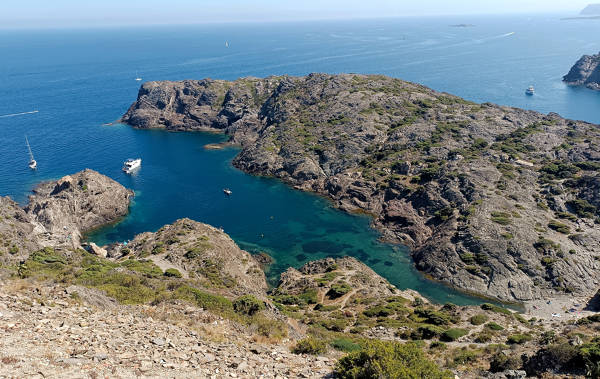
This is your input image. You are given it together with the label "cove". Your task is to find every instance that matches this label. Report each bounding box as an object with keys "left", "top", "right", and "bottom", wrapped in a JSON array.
[{"left": 88, "top": 125, "right": 490, "bottom": 306}]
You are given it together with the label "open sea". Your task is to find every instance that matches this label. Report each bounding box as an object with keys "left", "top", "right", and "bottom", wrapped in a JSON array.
[{"left": 1, "top": 14, "right": 599, "bottom": 305}]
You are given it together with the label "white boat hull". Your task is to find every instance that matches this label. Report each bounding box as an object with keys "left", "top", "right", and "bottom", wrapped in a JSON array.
[{"left": 122, "top": 158, "right": 141, "bottom": 174}]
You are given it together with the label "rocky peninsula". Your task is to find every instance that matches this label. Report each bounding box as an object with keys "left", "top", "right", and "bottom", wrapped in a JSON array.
[
  {"left": 563, "top": 52, "right": 600, "bottom": 90},
  {"left": 2, "top": 169, "right": 600, "bottom": 377},
  {"left": 122, "top": 74, "right": 600, "bottom": 303}
]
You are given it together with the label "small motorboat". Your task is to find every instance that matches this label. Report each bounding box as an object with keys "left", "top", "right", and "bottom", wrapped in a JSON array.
[
  {"left": 122, "top": 158, "right": 141, "bottom": 174},
  {"left": 223, "top": 188, "right": 232, "bottom": 195},
  {"left": 525, "top": 86, "right": 535, "bottom": 96}
]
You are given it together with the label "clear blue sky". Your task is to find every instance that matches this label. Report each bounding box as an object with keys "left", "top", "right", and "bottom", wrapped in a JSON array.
[{"left": 1, "top": 0, "right": 591, "bottom": 29}]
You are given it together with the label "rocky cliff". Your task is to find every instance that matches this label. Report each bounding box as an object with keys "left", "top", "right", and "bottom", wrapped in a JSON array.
[
  {"left": 563, "top": 52, "right": 600, "bottom": 90},
  {"left": 122, "top": 74, "right": 600, "bottom": 302},
  {"left": 0, "top": 169, "right": 132, "bottom": 264}
]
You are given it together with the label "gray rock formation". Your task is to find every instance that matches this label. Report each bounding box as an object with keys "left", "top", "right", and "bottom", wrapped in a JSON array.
[
  {"left": 122, "top": 74, "right": 600, "bottom": 302},
  {"left": 25, "top": 169, "right": 133, "bottom": 246},
  {"left": 0, "top": 169, "right": 133, "bottom": 261},
  {"left": 563, "top": 52, "right": 600, "bottom": 90}
]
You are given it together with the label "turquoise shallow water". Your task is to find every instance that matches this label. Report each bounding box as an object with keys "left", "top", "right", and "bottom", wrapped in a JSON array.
[{"left": 1, "top": 15, "right": 599, "bottom": 305}]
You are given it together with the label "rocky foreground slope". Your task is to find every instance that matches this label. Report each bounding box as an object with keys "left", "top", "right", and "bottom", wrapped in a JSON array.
[
  {"left": 2, "top": 170, "right": 600, "bottom": 377},
  {"left": 564, "top": 52, "right": 600, "bottom": 91},
  {"left": 122, "top": 74, "right": 600, "bottom": 302}
]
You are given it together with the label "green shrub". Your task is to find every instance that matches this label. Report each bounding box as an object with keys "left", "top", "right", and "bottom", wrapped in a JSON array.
[
  {"left": 480, "top": 303, "right": 512, "bottom": 315},
  {"left": 164, "top": 268, "right": 182, "bottom": 278},
  {"left": 414, "top": 308, "right": 452, "bottom": 326},
  {"left": 121, "top": 259, "right": 163, "bottom": 278},
  {"left": 507, "top": 334, "right": 532, "bottom": 344},
  {"left": 441, "top": 328, "right": 469, "bottom": 342},
  {"left": 292, "top": 337, "right": 328, "bottom": 355},
  {"left": 490, "top": 352, "right": 522, "bottom": 372},
  {"left": 320, "top": 318, "right": 348, "bottom": 332},
  {"left": 233, "top": 295, "right": 264, "bottom": 316},
  {"left": 486, "top": 322, "right": 504, "bottom": 331},
  {"left": 8, "top": 245, "right": 19, "bottom": 255},
  {"left": 412, "top": 325, "right": 443, "bottom": 340},
  {"left": 474, "top": 331, "right": 494, "bottom": 343},
  {"left": 331, "top": 338, "right": 362, "bottom": 353},
  {"left": 254, "top": 315, "right": 288, "bottom": 339},
  {"left": 566, "top": 199, "right": 597, "bottom": 218},
  {"left": 429, "top": 341, "right": 447, "bottom": 350},
  {"left": 548, "top": 220, "right": 570, "bottom": 234},
  {"left": 335, "top": 340, "right": 453, "bottom": 379},
  {"left": 327, "top": 282, "right": 352, "bottom": 298},
  {"left": 491, "top": 211, "right": 512, "bottom": 225},
  {"left": 470, "top": 314, "right": 489, "bottom": 325},
  {"left": 453, "top": 348, "right": 479, "bottom": 365}
]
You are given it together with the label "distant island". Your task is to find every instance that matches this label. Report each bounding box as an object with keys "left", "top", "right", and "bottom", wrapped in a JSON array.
[
  {"left": 563, "top": 52, "right": 600, "bottom": 90},
  {"left": 581, "top": 3, "right": 600, "bottom": 15},
  {"left": 561, "top": 3, "right": 600, "bottom": 19}
]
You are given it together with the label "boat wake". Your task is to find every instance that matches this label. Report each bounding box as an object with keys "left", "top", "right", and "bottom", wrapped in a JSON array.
[{"left": 0, "top": 110, "right": 39, "bottom": 118}]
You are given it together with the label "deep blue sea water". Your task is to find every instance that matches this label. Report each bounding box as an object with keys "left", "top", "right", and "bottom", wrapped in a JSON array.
[{"left": 1, "top": 14, "right": 599, "bottom": 305}]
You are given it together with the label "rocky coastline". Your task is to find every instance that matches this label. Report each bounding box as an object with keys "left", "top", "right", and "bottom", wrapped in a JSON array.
[
  {"left": 2, "top": 169, "right": 600, "bottom": 377},
  {"left": 563, "top": 52, "right": 600, "bottom": 90},
  {"left": 122, "top": 74, "right": 600, "bottom": 303}
]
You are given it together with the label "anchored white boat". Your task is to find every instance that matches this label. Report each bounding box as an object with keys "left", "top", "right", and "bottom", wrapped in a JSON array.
[
  {"left": 122, "top": 158, "right": 141, "bottom": 173},
  {"left": 223, "top": 188, "right": 232, "bottom": 195},
  {"left": 525, "top": 85, "right": 535, "bottom": 96},
  {"left": 25, "top": 135, "right": 37, "bottom": 170},
  {"left": 135, "top": 71, "right": 142, "bottom": 81}
]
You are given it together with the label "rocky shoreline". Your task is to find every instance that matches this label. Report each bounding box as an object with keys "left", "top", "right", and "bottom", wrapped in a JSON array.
[
  {"left": 122, "top": 74, "right": 600, "bottom": 303},
  {"left": 563, "top": 52, "right": 600, "bottom": 91}
]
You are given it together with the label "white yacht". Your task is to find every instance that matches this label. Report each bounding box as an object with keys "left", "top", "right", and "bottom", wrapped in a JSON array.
[
  {"left": 25, "top": 135, "right": 37, "bottom": 169},
  {"left": 135, "top": 71, "right": 142, "bottom": 81},
  {"left": 525, "top": 86, "right": 535, "bottom": 96},
  {"left": 122, "top": 158, "right": 141, "bottom": 173},
  {"left": 223, "top": 188, "right": 232, "bottom": 195}
]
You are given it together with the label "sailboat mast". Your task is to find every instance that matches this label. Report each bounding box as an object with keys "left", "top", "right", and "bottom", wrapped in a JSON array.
[{"left": 25, "top": 135, "right": 34, "bottom": 161}]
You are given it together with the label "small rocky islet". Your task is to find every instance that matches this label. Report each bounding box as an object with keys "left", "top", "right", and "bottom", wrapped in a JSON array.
[{"left": 3, "top": 73, "right": 600, "bottom": 377}]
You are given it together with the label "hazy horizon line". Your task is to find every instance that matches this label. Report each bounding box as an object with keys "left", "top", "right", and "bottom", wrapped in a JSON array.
[{"left": 0, "top": 10, "right": 586, "bottom": 31}]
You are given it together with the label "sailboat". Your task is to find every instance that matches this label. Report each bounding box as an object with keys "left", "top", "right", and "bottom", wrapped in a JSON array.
[
  {"left": 25, "top": 135, "right": 37, "bottom": 169},
  {"left": 225, "top": 41, "right": 229, "bottom": 48},
  {"left": 135, "top": 71, "right": 142, "bottom": 81}
]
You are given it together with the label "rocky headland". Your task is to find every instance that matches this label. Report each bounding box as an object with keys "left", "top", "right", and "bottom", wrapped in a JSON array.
[
  {"left": 0, "top": 169, "right": 133, "bottom": 265},
  {"left": 2, "top": 169, "right": 600, "bottom": 377},
  {"left": 563, "top": 52, "right": 600, "bottom": 90},
  {"left": 122, "top": 74, "right": 600, "bottom": 303}
]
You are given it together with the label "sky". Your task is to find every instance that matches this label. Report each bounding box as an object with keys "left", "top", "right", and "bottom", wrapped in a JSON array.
[{"left": 0, "top": 0, "right": 592, "bottom": 29}]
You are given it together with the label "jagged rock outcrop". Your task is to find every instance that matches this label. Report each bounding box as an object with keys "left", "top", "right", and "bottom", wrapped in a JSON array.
[
  {"left": 24, "top": 169, "right": 133, "bottom": 247},
  {"left": 563, "top": 52, "right": 600, "bottom": 90},
  {"left": 119, "top": 218, "right": 268, "bottom": 297},
  {"left": 0, "top": 170, "right": 132, "bottom": 267},
  {"left": 122, "top": 74, "right": 600, "bottom": 302}
]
